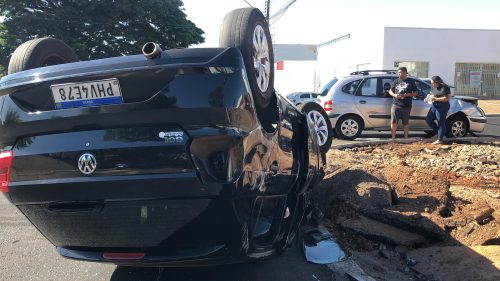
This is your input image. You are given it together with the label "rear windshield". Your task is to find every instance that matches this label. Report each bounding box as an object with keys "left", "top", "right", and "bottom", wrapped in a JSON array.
[{"left": 319, "top": 78, "right": 338, "bottom": 96}]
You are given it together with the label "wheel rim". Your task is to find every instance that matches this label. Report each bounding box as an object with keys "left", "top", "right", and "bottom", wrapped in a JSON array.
[
  {"left": 340, "top": 119, "right": 359, "bottom": 137},
  {"left": 252, "top": 24, "right": 270, "bottom": 92},
  {"left": 451, "top": 120, "right": 467, "bottom": 137},
  {"left": 307, "top": 110, "right": 329, "bottom": 146}
]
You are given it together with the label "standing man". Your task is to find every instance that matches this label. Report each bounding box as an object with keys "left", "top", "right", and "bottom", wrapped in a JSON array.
[{"left": 389, "top": 67, "right": 418, "bottom": 139}]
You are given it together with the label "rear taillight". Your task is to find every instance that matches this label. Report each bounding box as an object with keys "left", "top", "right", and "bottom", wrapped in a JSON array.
[
  {"left": 323, "top": 100, "right": 333, "bottom": 112},
  {"left": 103, "top": 252, "right": 146, "bottom": 260},
  {"left": 0, "top": 151, "right": 13, "bottom": 193}
]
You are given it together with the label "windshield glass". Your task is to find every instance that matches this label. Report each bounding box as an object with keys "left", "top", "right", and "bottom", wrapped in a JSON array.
[{"left": 319, "top": 78, "right": 338, "bottom": 96}]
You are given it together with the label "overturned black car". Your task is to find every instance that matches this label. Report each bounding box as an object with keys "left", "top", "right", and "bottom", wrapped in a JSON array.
[{"left": 0, "top": 8, "right": 327, "bottom": 266}]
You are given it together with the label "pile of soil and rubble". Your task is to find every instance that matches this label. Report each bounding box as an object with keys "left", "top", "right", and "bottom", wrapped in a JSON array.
[{"left": 315, "top": 139, "right": 500, "bottom": 281}]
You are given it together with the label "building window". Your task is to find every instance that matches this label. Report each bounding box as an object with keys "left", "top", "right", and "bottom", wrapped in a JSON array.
[
  {"left": 455, "top": 63, "right": 500, "bottom": 97},
  {"left": 394, "top": 61, "right": 429, "bottom": 78}
]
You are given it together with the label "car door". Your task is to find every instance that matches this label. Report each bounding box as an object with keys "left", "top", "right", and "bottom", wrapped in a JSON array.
[
  {"left": 409, "top": 78, "right": 432, "bottom": 129},
  {"left": 354, "top": 77, "right": 394, "bottom": 129}
]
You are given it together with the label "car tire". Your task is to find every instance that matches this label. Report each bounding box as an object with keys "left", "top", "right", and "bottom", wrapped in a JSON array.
[
  {"left": 446, "top": 115, "right": 468, "bottom": 138},
  {"left": 300, "top": 102, "right": 333, "bottom": 154},
  {"left": 335, "top": 115, "right": 363, "bottom": 140},
  {"left": 8, "top": 37, "right": 78, "bottom": 75},
  {"left": 219, "top": 8, "right": 274, "bottom": 110}
]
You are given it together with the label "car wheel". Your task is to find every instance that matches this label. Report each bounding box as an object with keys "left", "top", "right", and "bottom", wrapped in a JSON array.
[
  {"left": 8, "top": 37, "right": 78, "bottom": 74},
  {"left": 301, "top": 102, "right": 333, "bottom": 154},
  {"left": 219, "top": 8, "right": 274, "bottom": 110},
  {"left": 446, "top": 115, "right": 468, "bottom": 138},
  {"left": 335, "top": 115, "right": 363, "bottom": 140}
]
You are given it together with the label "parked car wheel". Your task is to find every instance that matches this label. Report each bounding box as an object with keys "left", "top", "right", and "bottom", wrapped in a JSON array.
[
  {"left": 335, "top": 115, "right": 363, "bottom": 140},
  {"left": 446, "top": 115, "right": 469, "bottom": 138},
  {"left": 219, "top": 8, "right": 274, "bottom": 110},
  {"left": 300, "top": 102, "right": 333, "bottom": 154},
  {"left": 8, "top": 37, "right": 78, "bottom": 74}
]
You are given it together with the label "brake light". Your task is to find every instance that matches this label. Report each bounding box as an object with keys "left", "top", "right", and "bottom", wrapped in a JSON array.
[
  {"left": 103, "top": 252, "right": 146, "bottom": 260},
  {"left": 323, "top": 100, "right": 333, "bottom": 112},
  {"left": 0, "top": 151, "right": 13, "bottom": 193}
]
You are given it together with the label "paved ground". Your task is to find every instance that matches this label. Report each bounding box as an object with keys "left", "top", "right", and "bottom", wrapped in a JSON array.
[
  {"left": 0, "top": 193, "right": 337, "bottom": 281},
  {"left": 478, "top": 99, "right": 500, "bottom": 116}
]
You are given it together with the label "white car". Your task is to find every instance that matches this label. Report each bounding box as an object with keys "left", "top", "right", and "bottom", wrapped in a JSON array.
[
  {"left": 318, "top": 70, "right": 487, "bottom": 140},
  {"left": 287, "top": 92, "right": 320, "bottom": 106}
]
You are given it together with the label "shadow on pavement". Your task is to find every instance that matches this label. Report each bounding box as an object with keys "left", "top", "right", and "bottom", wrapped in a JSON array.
[{"left": 110, "top": 241, "right": 334, "bottom": 281}]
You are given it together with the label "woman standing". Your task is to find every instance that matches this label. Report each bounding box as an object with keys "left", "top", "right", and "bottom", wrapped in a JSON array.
[{"left": 425, "top": 75, "right": 451, "bottom": 144}]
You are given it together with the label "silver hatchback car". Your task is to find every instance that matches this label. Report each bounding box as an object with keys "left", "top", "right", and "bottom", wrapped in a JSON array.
[{"left": 318, "top": 70, "right": 487, "bottom": 140}]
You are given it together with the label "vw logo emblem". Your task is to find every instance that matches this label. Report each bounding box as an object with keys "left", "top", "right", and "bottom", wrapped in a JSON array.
[{"left": 78, "top": 153, "right": 97, "bottom": 175}]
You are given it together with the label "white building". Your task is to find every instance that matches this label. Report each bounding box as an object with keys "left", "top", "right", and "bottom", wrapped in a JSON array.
[
  {"left": 273, "top": 44, "right": 318, "bottom": 95},
  {"left": 317, "top": 27, "right": 500, "bottom": 97}
]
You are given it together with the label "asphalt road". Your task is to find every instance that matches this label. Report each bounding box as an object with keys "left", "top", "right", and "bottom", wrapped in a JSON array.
[
  {"left": 0, "top": 194, "right": 335, "bottom": 281},
  {"left": 482, "top": 116, "right": 500, "bottom": 137},
  {"left": 332, "top": 116, "right": 499, "bottom": 146}
]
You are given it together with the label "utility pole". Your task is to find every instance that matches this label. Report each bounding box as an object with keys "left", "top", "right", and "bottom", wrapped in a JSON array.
[{"left": 264, "top": 0, "right": 270, "bottom": 20}]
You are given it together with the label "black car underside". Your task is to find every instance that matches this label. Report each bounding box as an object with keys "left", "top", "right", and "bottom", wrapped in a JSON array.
[{"left": 0, "top": 46, "right": 322, "bottom": 265}]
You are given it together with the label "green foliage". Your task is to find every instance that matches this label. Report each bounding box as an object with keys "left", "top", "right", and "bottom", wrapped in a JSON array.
[{"left": 0, "top": 0, "right": 205, "bottom": 73}]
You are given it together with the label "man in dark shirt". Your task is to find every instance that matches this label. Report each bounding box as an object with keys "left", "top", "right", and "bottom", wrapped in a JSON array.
[{"left": 388, "top": 67, "right": 418, "bottom": 139}]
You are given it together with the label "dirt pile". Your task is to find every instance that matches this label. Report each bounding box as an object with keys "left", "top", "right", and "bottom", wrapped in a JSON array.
[{"left": 317, "top": 139, "right": 500, "bottom": 281}]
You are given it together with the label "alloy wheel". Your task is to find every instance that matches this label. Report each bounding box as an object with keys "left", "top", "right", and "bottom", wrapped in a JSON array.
[
  {"left": 450, "top": 120, "right": 467, "bottom": 137},
  {"left": 307, "top": 110, "right": 329, "bottom": 146},
  {"left": 252, "top": 25, "right": 271, "bottom": 92},
  {"left": 340, "top": 119, "right": 360, "bottom": 137}
]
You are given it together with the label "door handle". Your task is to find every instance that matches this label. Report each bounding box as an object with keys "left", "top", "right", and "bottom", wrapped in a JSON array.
[
  {"left": 48, "top": 202, "right": 104, "bottom": 214},
  {"left": 359, "top": 100, "right": 367, "bottom": 104}
]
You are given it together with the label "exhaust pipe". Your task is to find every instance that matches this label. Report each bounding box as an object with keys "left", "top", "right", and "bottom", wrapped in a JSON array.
[{"left": 142, "top": 42, "right": 162, "bottom": 59}]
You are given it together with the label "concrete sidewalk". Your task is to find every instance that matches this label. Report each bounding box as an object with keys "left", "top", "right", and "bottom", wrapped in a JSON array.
[{"left": 478, "top": 99, "right": 500, "bottom": 116}]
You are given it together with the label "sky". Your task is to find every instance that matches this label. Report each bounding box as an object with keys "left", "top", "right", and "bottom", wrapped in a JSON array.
[{"left": 182, "top": 0, "right": 500, "bottom": 47}]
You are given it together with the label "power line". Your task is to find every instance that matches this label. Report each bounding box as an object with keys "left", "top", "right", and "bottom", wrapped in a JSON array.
[{"left": 269, "top": 0, "right": 297, "bottom": 25}]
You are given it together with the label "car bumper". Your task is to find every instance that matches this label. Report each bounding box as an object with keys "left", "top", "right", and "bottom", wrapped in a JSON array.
[
  {"left": 468, "top": 116, "right": 487, "bottom": 133},
  {"left": 326, "top": 114, "right": 341, "bottom": 127}
]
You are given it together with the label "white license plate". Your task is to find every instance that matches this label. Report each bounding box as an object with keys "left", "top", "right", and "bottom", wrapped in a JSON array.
[{"left": 51, "top": 78, "right": 123, "bottom": 109}]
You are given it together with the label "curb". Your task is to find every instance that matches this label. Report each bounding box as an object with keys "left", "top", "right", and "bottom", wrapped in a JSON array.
[{"left": 331, "top": 136, "right": 499, "bottom": 150}]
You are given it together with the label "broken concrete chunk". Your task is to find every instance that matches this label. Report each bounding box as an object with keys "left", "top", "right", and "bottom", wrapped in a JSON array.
[
  {"left": 327, "top": 259, "right": 377, "bottom": 281},
  {"left": 462, "top": 201, "right": 494, "bottom": 224},
  {"left": 406, "top": 246, "right": 500, "bottom": 281},
  {"left": 339, "top": 216, "right": 426, "bottom": 246}
]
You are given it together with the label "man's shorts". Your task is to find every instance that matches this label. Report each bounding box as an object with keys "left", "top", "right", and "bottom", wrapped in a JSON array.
[{"left": 391, "top": 105, "right": 411, "bottom": 125}]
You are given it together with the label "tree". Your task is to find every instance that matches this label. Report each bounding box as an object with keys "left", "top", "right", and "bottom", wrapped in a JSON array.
[
  {"left": 0, "top": 0, "right": 205, "bottom": 73},
  {"left": 0, "top": 22, "right": 7, "bottom": 76}
]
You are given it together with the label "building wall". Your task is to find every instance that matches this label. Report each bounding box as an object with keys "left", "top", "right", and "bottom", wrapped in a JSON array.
[
  {"left": 276, "top": 27, "right": 500, "bottom": 96},
  {"left": 273, "top": 44, "right": 318, "bottom": 94},
  {"left": 316, "top": 27, "right": 385, "bottom": 91},
  {"left": 383, "top": 27, "right": 500, "bottom": 85},
  {"left": 274, "top": 61, "right": 318, "bottom": 94},
  {"left": 316, "top": 27, "right": 500, "bottom": 96}
]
